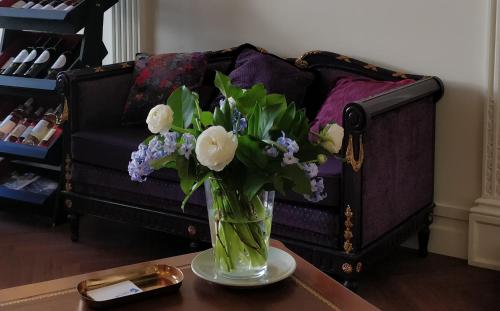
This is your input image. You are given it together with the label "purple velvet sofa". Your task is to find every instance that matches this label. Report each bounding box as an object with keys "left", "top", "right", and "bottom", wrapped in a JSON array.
[{"left": 57, "top": 46, "right": 443, "bottom": 289}]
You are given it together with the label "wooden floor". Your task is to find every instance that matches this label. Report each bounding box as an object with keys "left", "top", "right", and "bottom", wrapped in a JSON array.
[{"left": 1, "top": 211, "right": 499, "bottom": 311}]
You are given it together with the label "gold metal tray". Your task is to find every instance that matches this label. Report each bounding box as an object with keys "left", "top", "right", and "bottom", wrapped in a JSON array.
[{"left": 77, "top": 264, "right": 183, "bottom": 309}]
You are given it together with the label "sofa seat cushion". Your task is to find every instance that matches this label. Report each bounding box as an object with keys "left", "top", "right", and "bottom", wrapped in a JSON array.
[
  {"left": 71, "top": 127, "right": 178, "bottom": 182},
  {"left": 72, "top": 162, "right": 340, "bottom": 248},
  {"left": 72, "top": 127, "right": 343, "bottom": 208}
]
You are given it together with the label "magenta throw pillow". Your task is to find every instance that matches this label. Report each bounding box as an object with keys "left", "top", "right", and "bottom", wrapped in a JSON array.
[
  {"left": 122, "top": 52, "right": 208, "bottom": 125},
  {"left": 310, "top": 77, "right": 414, "bottom": 133}
]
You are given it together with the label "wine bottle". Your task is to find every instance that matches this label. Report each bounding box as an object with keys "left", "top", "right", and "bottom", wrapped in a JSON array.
[
  {"left": 21, "top": 0, "right": 40, "bottom": 8},
  {"left": 23, "top": 104, "right": 61, "bottom": 145},
  {"left": 0, "top": 57, "right": 14, "bottom": 72},
  {"left": 2, "top": 37, "right": 44, "bottom": 75},
  {"left": 45, "top": 50, "right": 71, "bottom": 79},
  {"left": 53, "top": 0, "right": 69, "bottom": 10},
  {"left": 30, "top": 0, "right": 50, "bottom": 9},
  {"left": 10, "top": 1, "right": 27, "bottom": 8},
  {"left": 42, "top": 0, "right": 61, "bottom": 9},
  {"left": 12, "top": 37, "right": 52, "bottom": 76},
  {"left": 5, "top": 107, "right": 44, "bottom": 142},
  {"left": 17, "top": 107, "right": 45, "bottom": 143},
  {"left": 0, "top": 0, "right": 20, "bottom": 7},
  {"left": 38, "top": 126, "right": 57, "bottom": 147},
  {"left": 23, "top": 38, "right": 62, "bottom": 78},
  {"left": 0, "top": 98, "right": 34, "bottom": 139},
  {"left": 63, "top": 0, "right": 82, "bottom": 11}
]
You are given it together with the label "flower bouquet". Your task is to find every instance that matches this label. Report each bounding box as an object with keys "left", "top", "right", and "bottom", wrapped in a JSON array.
[{"left": 129, "top": 72, "right": 344, "bottom": 278}]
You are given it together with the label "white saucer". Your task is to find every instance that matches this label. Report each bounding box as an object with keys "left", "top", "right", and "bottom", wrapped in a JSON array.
[{"left": 191, "top": 247, "right": 296, "bottom": 287}]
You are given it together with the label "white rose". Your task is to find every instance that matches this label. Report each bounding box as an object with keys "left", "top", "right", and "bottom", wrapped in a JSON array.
[
  {"left": 195, "top": 126, "right": 238, "bottom": 171},
  {"left": 320, "top": 123, "right": 344, "bottom": 154},
  {"left": 146, "top": 104, "right": 174, "bottom": 134}
]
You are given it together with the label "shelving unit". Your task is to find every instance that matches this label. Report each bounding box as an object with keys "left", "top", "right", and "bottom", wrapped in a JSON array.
[{"left": 0, "top": 0, "right": 118, "bottom": 225}]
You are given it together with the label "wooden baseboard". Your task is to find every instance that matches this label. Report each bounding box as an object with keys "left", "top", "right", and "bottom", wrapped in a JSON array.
[{"left": 469, "top": 200, "right": 500, "bottom": 271}]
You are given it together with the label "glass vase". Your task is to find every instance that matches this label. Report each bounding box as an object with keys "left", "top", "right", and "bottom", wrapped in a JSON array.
[{"left": 205, "top": 177, "right": 274, "bottom": 279}]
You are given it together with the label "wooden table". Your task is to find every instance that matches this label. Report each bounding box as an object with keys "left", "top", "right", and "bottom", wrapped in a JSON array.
[{"left": 0, "top": 241, "right": 379, "bottom": 311}]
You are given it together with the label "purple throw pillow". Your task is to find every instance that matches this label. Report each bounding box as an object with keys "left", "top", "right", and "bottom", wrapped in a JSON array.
[
  {"left": 310, "top": 77, "right": 414, "bottom": 133},
  {"left": 122, "top": 52, "right": 208, "bottom": 125},
  {"left": 227, "top": 48, "right": 314, "bottom": 107}
]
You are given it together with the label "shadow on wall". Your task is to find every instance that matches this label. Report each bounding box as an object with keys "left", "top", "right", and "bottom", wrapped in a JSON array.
[{"left": 434, "top": 80, "right": 484, "bottom": 206}]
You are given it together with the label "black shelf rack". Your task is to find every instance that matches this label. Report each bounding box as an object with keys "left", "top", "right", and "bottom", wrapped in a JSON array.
[{"left": 0, "top": 0, "right": 118, "bottom": 224}]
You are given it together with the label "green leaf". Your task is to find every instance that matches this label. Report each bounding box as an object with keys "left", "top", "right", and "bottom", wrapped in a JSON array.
[
  {"left": 236, "top": 135, "right": 268, "bottom": 169},
  {"left": 167, "top": 86, "right": 196, "bottom": 129},
  {"left": 275, "top": 103, "right": 296, "bottom": 131},
  {"left": 213, "top": 106, "right": 225, "bottom": 127},
  {"left": 176, "top": 155, "right": 195, "bottom": 194},
  {"left": 181, "top": 174, "right": 210, "bottom": 211},
  {"left": 142, "top": 135, "right": 156, "bottom": 146},
  {"left": 200, "top": 111, "right": 213, "bottom": 127},
  {"left": 280, "top": 164, "right": 311, "bottom": 195},
  {"left": 257, "top": 94, "right": 286, "bottom": 138},
  {"left": 149, "top": 155, "right": 176, "bottom": 170},
  {"left": 242, "top": 170, "right": 270, "bottom": 199},
  {"left": 271, "top": 175, "right": 286, "bottom": 195},
  {"left": 237, "top": 83, "right": 266, "bottom": 114},
  {"left": 214, "top": 71, "right": 244, "bottom": 100}
]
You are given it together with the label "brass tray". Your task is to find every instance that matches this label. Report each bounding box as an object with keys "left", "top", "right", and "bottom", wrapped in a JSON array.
[{"left": 77, "top": 264, "right": 183, "bottom": 309}]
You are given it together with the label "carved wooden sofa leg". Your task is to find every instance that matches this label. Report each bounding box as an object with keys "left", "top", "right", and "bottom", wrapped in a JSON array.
[{"left": 68, "top": 213, "right": 80, "bottom": 242}]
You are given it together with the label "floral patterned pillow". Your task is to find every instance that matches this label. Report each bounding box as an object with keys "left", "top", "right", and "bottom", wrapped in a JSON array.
[{"left": 122, "top": 52, "right": 208, "bottom": 125}]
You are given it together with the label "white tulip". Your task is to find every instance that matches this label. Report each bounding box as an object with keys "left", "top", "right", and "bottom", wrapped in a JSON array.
[
  {"left": 146, "top": 105, "right": 174, "bottom": 134},
  {"left": 195, "top": 126, "right": 238, "bottom": 171},
  {"left": 320, "top": 123, "right": 344, "bottom": 154}
]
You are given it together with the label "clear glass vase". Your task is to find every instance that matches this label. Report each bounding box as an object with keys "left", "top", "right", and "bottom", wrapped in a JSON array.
[{"left": 205, "top": 177, "right": 274, "bottom": 279}]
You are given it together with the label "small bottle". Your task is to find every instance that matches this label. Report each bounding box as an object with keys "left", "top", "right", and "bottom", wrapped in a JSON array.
[
  {"left": 42, "top": 0, "right": 61, "bottom": 9},
  {"left": 0, "top": 0, "right": 21, "bottom": 7},
  {"left": 18, "top": 107, "right": 46, "bottom": 143},
  {"left": 2, "top": 37, "right": 44, "bottom": 75},
  {"left": 45, "top": 50, "right": 72, "bottom": 79},
  {"left": 0, "top": 57, "right": 14, "bottom": 72},
  {"left": 10, "top": 0, "right": 27, "bottom": 8},
  {"left": 23, "top": 104, "right": 61, "bottom": 146},
  {"left": 21, "top": 0, "right": 41, "bottom": 8},
  {"left": 0, "top": 98, "right": 34, "bottom": 139},
  {"left": 38, "top": 126, "right": 57, "bottom": 147},
  {"left": 30, "top": 0, "right": 50, "bottom": 9},
  {"left": 5, "top": 106, "right": 44, "bottom": 142},
  {"left": 63, "top": 0, "right": 81, "bottom": 11},
  {"left": 12, "top": 37, "right": 52, "bottom": 76},
  {"left": 24, "top": 38, "right": 63, "bottom": 78},
  {"left": 53, "top": 0, "right": 69, "bottom": 10}
]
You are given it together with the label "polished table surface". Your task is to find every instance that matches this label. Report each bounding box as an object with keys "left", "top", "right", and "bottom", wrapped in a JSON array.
[{"left": 0, "top": 241, "right": 379, "bottom": 311}]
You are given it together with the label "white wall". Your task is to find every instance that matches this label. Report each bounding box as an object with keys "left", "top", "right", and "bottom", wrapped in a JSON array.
[{"left": 140, "top": 0, "right": 491, "bottom": 258}]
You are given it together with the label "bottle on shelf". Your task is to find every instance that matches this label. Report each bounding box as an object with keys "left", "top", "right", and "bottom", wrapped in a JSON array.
[
  {"left": 17, "top": 107, "right": 46, "bottom": 143},
  {"left": 45, "top": 50, "right": 72, "bottom": 79},
  {"left": 10, "top": 0, "right": 27, "bottom": 8},
  {"left": 23, "top": 38, "right": 63, "bottom": 78},
  {"left": 5, "top": 106, "right": 44, "bottom": 142},
  {"left": 42, "top": 0, "right": 62, "bottom": 9},
  {"left": 0, "top": 57, "right": 14, "bottom": 72},
  {"left": 30, "top": 0, "right": 50, "bottom": 9},
  {"left": 12, "top": 37, "right": 52, "bottom": 76},
  {"left": 0, "top": 98, "right": 34, "bottom": 139},
  {"left": 21, "top": 0, "right": 41, "bottom": 9},
  {"left": 2, "top": 37, "right": 44, "bottom": 75},
  {"left": 23, "top": 104, "right": 61, "bottom": 146},
  {"left": 0, "top": 0, "right": 20, "bottom": 7},
  {"left": 53, "top": 0, "right": 69, "bottom": 10},
  {"left": 38, "top": 125, "right": 57, "bottom": 147},
  {"left": 63, "top": 0, "right": 82, "bottom": 11}
]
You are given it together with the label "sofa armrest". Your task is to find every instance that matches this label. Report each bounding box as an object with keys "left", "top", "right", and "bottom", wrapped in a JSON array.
[
  {"left": 57, "top": 61, "right": 135, "bottom": 133},
  {"left": 340, "top": 77, "right": 443, "bottom": 253}
]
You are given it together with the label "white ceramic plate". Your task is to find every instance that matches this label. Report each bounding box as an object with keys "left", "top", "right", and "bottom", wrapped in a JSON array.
[{"left": 191, "top": 247, "right": 296, "bottom": 287}]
